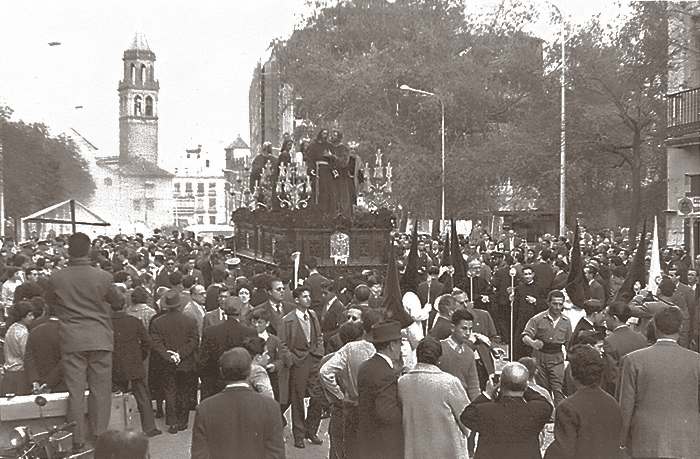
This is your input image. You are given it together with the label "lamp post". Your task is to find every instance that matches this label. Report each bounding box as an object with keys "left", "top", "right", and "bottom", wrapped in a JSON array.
[
  {"left": 400, "top": 84, "right": 445, "bottom": 224},
  {"left": 548, "top": 2, "right": 567, "bottom": 237}
]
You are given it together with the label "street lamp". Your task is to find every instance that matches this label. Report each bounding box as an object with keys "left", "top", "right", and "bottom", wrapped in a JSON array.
[
  {"left": 400, "top": 84, "right": 445, "bottom": 224},
  {"left": 547, "top": 2, "right": 567, "bottom": 237}
]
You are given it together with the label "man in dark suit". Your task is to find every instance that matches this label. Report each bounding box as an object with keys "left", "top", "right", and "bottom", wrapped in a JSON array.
[
  {"left": 503, "top": 230, "right": 522, "bottom": 252},
  {"left": 668, "top": 265, "right": 697, "bottom": 348},
  {"left": 198, "top": 297, "right": 257, "bottom": 401},
  {"left": 618, "top": 306, "right": 700, "bottom": 458},
  {"left": 278, "top": 286, "right": 325, "bottom": 449},
  {"left": 551, "top": 259, "right": 568, "bottom": 291},
  {"left": 192, "top": 348, "right": 285, "bottom": 459},
  {"left": 429, "top": 294, "right": 458, "bottom": 340},
  {"left": 202, "top": 288, "right": 229, "bottom": 330},
  {"left": 600, "top": 301, "right": 648, "bottom": 396},
  {"left": 204, "top": 268, "right": 228, "bottom": 312},
  {"left": 460, "top": 361, "right": 552, "bottom": 459},
  {"left": 303, "top": 256, "right": 329, "bottom": 318},
  {"left": 320, "top": 281, "right": 346, "bottom": 350},
  {"left": 154, "top": 257, "right": 176, "bottom": 290},
  {"left": 255, "top": 277, "right": 295, "bottom": 336},
  {"left": 111, "top": 299, "right": 160, "bottom": 437},
  {"left": 544, "top": 345, "right": 622, "bottom": 459},
  {"left": 149, "top": 290, "right": 200, "bottom": 434},
  {"left": 584, "top": 265, "right": 606, "bottom": 306},
  {"left": 356, "top": 321, "right": 404, "bottom": 459},
  {"left": 181, "top": 254, "right": 205, "bottom": 287},
  {"left": 531, "top": 249, "right": 554, "bottom": 293},
  {"left": 25, "top": 311, "right": 65, "bottom": 394}
]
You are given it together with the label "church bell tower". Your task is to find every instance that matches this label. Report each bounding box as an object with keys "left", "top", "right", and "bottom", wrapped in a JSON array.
[{"left": 118, "top": 32, "right": 159, "bottom": 164}]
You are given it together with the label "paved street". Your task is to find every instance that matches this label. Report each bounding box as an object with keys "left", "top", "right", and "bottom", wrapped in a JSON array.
[
  {"left": 146, "top": 406, "right": 553, "bottom": 458},
  {"left": 147, "top": 409, "right": 330, "bottom": 459}
]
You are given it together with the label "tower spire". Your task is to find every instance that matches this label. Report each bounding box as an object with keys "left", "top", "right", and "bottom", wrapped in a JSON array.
[{"left": 127, "top": 21, "right": 152, "bottom": 53}]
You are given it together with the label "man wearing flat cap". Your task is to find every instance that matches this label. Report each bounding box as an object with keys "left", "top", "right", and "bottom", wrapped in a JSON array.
[
  {"left": 356, "top": 320, "right": 404, "bottom": 459},
  {"left": 149, "top": 289, "right": 199, "bottom": 434}
]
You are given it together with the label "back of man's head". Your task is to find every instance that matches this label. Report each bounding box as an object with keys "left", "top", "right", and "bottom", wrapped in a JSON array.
[
  {"left": 68, "top": 232, "right": 91, "bottom": 258},
  {"left": 654, "top": 306, "right": 683, "bottom": 336},
  {"left": 500, "top": 362, "right": 529, "bottom": 393},
  {"left": 362, "top": 308, "right": 385, "bottom": 334},
  {"left": 569, "top": 344, "right": 604, "bottom": 387},
  {"left": 222, "top": 296, "right": 244, "bottom": 316},
  {"left": 354, "top": 284, "right": 371, "bottom": 302},
  {"left": 437, "top": 295, "right": 457, "bottom": 316},
  {"left": 220, "top": 347, "right": 252, "bottom": 382},
  {"left": 518, "top": 357, "right": 538, "bottom": 381},
  {"left": 307, "top": 256, "right": 318, "bottom": 270},
  {"left": 607, "top": 301, "right": 631, "bottom": 323}
]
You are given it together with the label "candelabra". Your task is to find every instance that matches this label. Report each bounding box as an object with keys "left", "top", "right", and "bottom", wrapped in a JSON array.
[
  {"left": 226, "top": 165, "right": 257, "bottom": 212},
  {"left": 276, "top": 161, "right": 312, "bottom": 210},
  {"left": 362, "top": 149, "right": 393, "bottom": 211}
]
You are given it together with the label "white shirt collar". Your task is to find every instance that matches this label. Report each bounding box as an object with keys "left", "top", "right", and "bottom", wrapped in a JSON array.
[
  {"left": 225, "top": 382, "right": 250, "bottom": 389},
  {"left": 377, "top": 352, "right": 394, "bottom": 369}
]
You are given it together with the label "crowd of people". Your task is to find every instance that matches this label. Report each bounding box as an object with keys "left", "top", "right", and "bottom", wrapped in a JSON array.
[{"left": 0, "top": 225, "right": 698, "bottom": 459}]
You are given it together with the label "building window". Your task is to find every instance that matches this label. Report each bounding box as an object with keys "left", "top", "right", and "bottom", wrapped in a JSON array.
[
  {"left": 133, "top": 199, "right": 141, "bottom": 211},
  {"left": 145, "top": 96, "right": 153, "bottom": 117},
  {"left": 209, "top": 197, "right": 216, "bottom": 207},
  {"left": 130, "top": 64, "right": 135, "bottom": 83},
  {"left": 185, "top": 182, "right": 192, "bottom": 193},
  {"left": 140, "top": 64, "right": 146, "bottom": 83},
  {"left": 206, "top": 159, "right": 210, "bottom": 167},
  {"left": 197, "top": 215, "right": 204, "bottom": 225},
  {"left": 197, "top": 183, "right": 205, "bottom": 195},
  {"left": 146, "top": 198, "right": 155, "bottom": 210},
  {"left": 687, "top": 174, "right": 700, "bottom": 196},
  {"left": 174, "top": 183, "right": 181, "bottom": 193},
  {"left": 209, "top": 216, "right": 216, "bottom": 224},
  {"left": 104, "top": 177, "right": 112, "bottom": 186},
  {"left": 134, "top": 95, "right": 142, "bottom": 116}
]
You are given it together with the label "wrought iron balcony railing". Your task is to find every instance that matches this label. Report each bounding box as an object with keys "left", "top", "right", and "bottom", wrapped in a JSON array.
[{"left": 667, "top": 87, "right": 700, "bottom": 137}]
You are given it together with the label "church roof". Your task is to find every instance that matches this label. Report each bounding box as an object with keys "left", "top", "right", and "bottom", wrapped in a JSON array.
[
  {"left": 226, "top": 135, "right": 249, "bottom": 150},
  {"left": 129, "top": 32, "right": 151, "bottom": 51},
  {"left": 118, "top": 157, "right": 173, "bottom": 177},
  {"left": 64, "top": 128, "right": 98, "bottom": 151}
]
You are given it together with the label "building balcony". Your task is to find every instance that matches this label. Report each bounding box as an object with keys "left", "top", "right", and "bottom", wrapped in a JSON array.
[
  {"left": 667, "top": 87, "right": 700, "bottom": 144},
  {"left": 175, "top": 207, "right": 194, "bottom": 214},
  {"left": 208, "top": 190, "right": 217, "bottom": 196},
  {"left": 208, "top": 207, "right": 217, "bottom": 214},
  {"left": 195, "top": 207, "right": 206, "bottom": 214}
]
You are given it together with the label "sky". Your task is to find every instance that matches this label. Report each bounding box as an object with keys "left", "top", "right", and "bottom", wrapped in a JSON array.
[{"left": 0, "top": 0, "right": 625, "bottom": 172}]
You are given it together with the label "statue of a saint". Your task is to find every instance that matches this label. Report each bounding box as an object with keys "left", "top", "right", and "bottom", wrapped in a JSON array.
[
  {"left": 304, "top": 129, "right": 335, "bottom": 213},
  {"left": 331, "top": 141, "right": 364, "bottom": 219}
]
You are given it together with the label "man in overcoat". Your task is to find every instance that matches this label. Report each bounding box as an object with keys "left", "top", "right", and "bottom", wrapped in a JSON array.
[
  {"left": 356, "top": 320, "right": 404, "bottom": 459},
  {"left": 618, "top": 306, "right": 700, "bottom": 459}
]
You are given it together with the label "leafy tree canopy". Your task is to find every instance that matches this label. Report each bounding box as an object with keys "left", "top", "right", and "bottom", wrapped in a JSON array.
[{"left": 1, "top": 104, "right": 96, "bottom": 221}]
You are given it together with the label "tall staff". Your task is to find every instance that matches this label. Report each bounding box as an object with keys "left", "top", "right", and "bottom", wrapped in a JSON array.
[
  {"left": 509, "top": 266, "right": 517, "bottom": 361},
  {"left": 292, "top": 252, "right": 301, "bottom": 287}
]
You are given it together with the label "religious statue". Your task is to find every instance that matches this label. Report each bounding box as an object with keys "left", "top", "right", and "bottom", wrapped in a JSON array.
[
  {"left": 330, "top": 141, "right": 364, "bottom": 219},
  {"left": 304, "top": 129, "right": 335, "bottom": 213}
]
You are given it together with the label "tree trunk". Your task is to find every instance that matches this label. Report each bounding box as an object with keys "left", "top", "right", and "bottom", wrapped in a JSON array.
[{"left": 630, "top": 140, "right": 642, "bottom": 234}]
